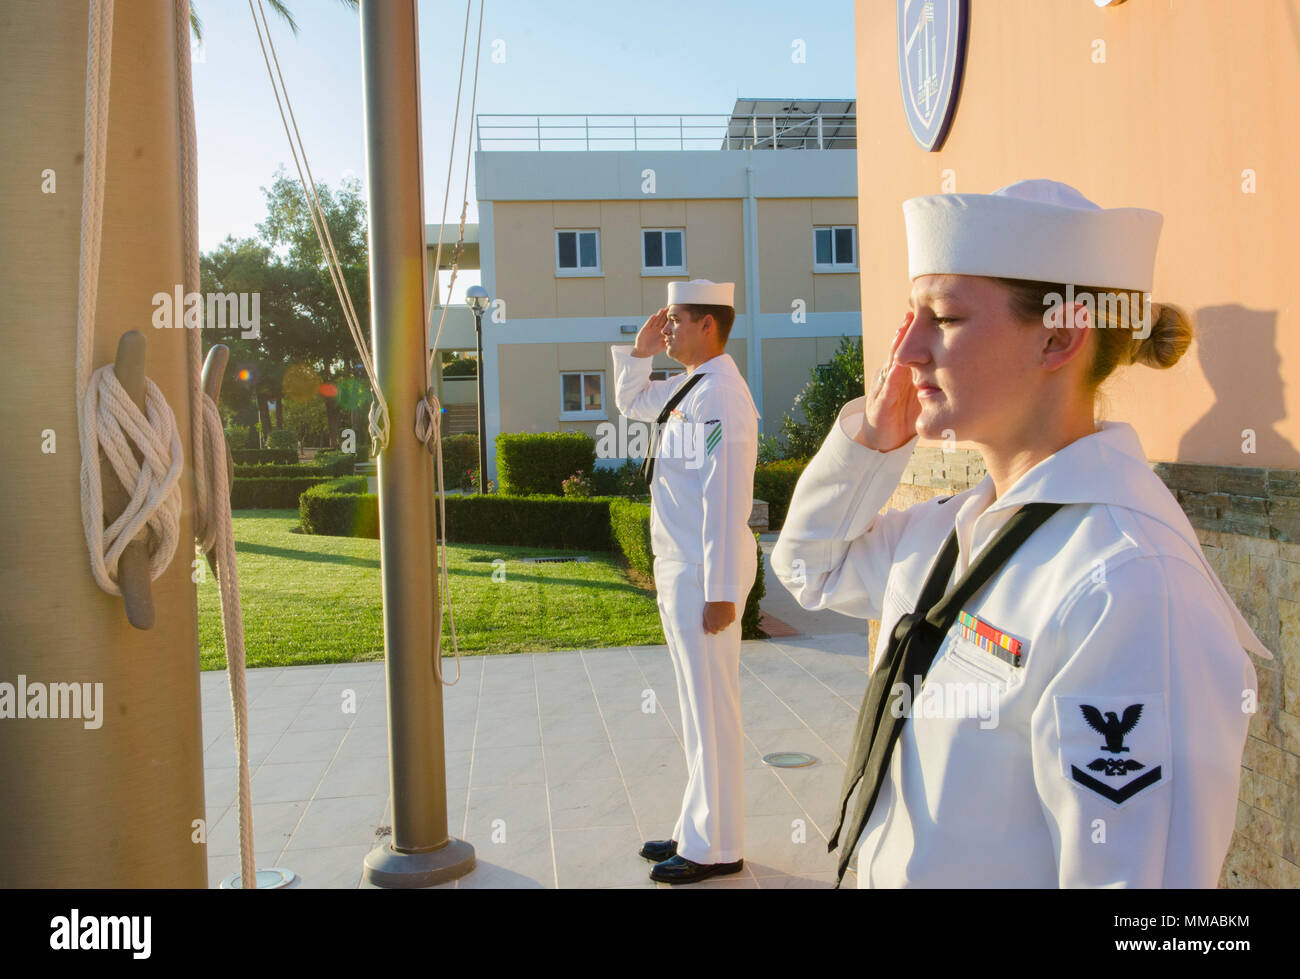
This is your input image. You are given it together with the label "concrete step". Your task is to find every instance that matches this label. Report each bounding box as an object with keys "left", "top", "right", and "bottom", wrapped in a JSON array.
[{"left": 443, "top": 404, "right": 478, "bottom": 437}]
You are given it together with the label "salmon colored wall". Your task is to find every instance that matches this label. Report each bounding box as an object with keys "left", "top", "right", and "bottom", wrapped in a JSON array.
[{"left": 854, "top": 0, "right": 1300, "bottom": 467}]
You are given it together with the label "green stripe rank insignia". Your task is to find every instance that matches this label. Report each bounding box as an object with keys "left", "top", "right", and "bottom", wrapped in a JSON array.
[{"left": 704, "top": 419, "right": 722, "bottom": 456}]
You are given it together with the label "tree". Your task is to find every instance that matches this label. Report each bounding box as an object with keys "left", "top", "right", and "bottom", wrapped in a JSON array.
[
  {"left": 256, "top": 169, "right": 372, "bottom": 446},
  {"left": 189, "top": 0, "right": 357, "bottom": 45},
  {"left": 200, "top": 237, "right": 293, "bottom": 443},
  {"left": 442, "top": 353, "right": 478, "bottom": 378},
  {"left": 779, "top": 335, "right": 865, "bottom": 460}
]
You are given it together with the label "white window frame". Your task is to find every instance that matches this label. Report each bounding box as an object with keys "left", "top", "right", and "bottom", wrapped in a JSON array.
[
  {"left": 813, "top": 225, "right": 858, "bottom": 272},
  {"left": 559, "top": 370, "right": 606, "bottom": 420},
  {"left": 641, "top": 228, "right": 687, "bottom": 276},
  {"left": 649, "top": 368, "right": 686, "bottom": 382},
  {"left": 556, "top": 229, "right": 602, "bottom": 276}
]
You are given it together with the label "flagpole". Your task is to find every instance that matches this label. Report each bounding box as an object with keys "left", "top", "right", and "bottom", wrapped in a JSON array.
[{"left": 359, "top": 0, "right": 474, "bottom": 887}]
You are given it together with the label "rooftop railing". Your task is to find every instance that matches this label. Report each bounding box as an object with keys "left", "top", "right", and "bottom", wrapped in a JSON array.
[{"left": 475, "top": 113, "right": 856, "bottom": 151}]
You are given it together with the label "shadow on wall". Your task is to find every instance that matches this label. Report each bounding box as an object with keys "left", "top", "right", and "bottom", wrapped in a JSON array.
[{"left": 1180, "top": 305, "right": 1299, "bottom": 468}]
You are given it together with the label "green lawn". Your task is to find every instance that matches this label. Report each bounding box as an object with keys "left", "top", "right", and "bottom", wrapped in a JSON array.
[{"left": 197, "top": 509, "right": 666, "bottom": 671}]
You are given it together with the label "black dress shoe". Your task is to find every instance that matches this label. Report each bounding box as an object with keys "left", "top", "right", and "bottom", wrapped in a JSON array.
[
  {"left": 638, "top": 839, "right": 678, "bottom": 863},
  {"left": 649, "top": 854, "right": 744, "bottom": 884}
]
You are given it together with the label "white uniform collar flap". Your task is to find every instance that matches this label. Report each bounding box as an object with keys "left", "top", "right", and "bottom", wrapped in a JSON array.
[
  {"left": 981, "top": 421, "right": 1273, "bottom": 660},
  {"left": 687, "top": 354, "right": 761, "bottom": 419}
]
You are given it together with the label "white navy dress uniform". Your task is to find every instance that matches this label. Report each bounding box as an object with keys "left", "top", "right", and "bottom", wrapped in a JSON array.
[
  {"left": 772, "top": 180, "right": 1273, "bottom": 888},
  {"left": 610, "top": 279, "right": 759, "bottom": 866}
]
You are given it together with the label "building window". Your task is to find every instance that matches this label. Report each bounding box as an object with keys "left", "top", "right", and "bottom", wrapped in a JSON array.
[
  {"left": 649, "top": 368, "right": 686, "bottom": 381},
  {"left": 642, "top": 229, "right": 686, "bottom": 274},
  {"left": 556, "top": 230, "right": 601, "bottom": 275},
  {"left": 814, "top": 225, "right": 857, "bottom": 270},
  {"left": 560, "top": 371, "right": 605, "bottom": 418}
]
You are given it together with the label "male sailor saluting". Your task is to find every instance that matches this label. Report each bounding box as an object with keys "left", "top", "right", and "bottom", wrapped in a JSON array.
[
  {"left": 610, "top": 279, "right": 760, "bottom": 884},
  {"left": 773, "top": 180, "right": 1271, "bottom": 888}
]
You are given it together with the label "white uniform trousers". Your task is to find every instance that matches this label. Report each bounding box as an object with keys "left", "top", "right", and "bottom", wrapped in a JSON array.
[{"left": 653, "top": 556, "right": 745, "bottom": 865}]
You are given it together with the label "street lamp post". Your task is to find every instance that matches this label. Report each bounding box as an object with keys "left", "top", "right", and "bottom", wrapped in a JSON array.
[{"left": 466, "top": 285, "right": 491, "bottom": 493}]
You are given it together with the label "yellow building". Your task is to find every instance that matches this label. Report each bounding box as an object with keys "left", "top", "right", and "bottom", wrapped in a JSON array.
[{"left": 426, "top": 99, "right": 861, "bottom": 476}]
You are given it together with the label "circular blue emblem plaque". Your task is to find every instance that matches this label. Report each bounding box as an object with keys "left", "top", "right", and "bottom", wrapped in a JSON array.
[{"left": 896, "top": 0, "right": 969, "bottom": 151}]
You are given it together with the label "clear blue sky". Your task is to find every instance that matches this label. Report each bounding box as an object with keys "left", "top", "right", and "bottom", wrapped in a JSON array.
[{"left": 192, "top": 0, "right": 856, "bottom": 299}]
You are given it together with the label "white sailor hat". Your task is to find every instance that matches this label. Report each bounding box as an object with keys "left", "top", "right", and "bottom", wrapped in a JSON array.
[
  {"left": 903, "top": 179, "right": 1163, "bottom": 293},
  {"left": 668, "top": 278, "right": 735, "bottom": 307}
]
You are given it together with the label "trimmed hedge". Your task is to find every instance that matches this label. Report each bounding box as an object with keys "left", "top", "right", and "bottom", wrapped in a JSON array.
[
  {"left": 300, "top": 479, "right": 767, "bottom": 638},
  {"left": 266, "top": 428, "right": 299, "bottom": 450},
  {"left": 592, "top": 460, "right": 649, "bottom": 498},
  {"left": 231, "top": 476, "right": 331, "bottom": 509},
  {"left": 608, "top": 498, "right": 764, "bottom": 637},
  {"left": 300, "top": 481, "right": 615, "bottom": 547},
  {"left": 495, "top": 432, "right": 596, "bottom": 496},
  {"left": 740, "top": 532, "right": 765, "bottom": 639},
  {"left": 440, "top": 433, "right": 479, "bottom": 490},
  {"left": 299, "top": 476, "right": 378, "bottom": 537},
  {"left": 232, "top": 448, "right": 298, "bottom": 465},
  {"left": 444, "top": 495, "right": 614, "bottom": 549},
  {"left": 608, "top": 499, "right": 654, "bottom": 579},
  {"left": 753, "top": 457, "right": 809, "bottom": 531},
  {"left": 234, "top": 457, "right": 357, "bottom": 480}
]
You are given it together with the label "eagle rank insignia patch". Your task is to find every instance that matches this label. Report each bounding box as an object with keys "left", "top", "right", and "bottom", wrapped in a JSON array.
[{"left": 1053, "top": 695, "right": 1170, "bottom": 807}]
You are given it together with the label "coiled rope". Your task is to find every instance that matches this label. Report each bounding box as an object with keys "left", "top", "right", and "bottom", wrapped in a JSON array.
[{"left": 74, "top": 0, "right": 257, "bottom": 888}]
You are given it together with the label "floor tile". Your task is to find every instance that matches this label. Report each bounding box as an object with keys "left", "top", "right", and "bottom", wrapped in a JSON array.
[{"left": 286, "top": 794, "right": 387, "bottom": 850}]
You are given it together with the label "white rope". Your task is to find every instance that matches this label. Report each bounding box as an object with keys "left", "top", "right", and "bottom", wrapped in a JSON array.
[
  {"left": 75, "top": 0, "right": 256, "bottom": 887},
  {"left": 247, "top": 0, "right": 390, "bottom": 456},
  {"left": 244, "top": 0, "right": 487, "bottom": 687},
  {"left": 420, "top": 0, "right": 487, "bottom": 686},
  {"left": 175, "top": 0, "right": 256, "bottom": 889},
  {"left": 424, "top": 0, "right": 484, "bottom": 382},
  {"left": 75, "top": 0, "right": 186, "bottom": 594}
]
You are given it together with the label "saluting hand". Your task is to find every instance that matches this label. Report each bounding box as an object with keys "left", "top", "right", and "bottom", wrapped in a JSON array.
[
  {"left": 703, "top": 601, "right": 736, "bottom": 634},
  {"left": 860, "top": 312, "right": 923, "bottom": 452},
  {"left": 632, "top": 307, "right": 669, "bottom": 358}
]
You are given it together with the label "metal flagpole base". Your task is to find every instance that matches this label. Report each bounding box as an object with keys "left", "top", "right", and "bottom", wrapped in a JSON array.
[{"left": 362, "top": 837, "right": 476, "bottom": 888}]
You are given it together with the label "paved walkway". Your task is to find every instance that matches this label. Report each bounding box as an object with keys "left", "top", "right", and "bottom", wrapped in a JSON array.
[{"left": 202, "top": 634, "right": 868, "bottom": 889}]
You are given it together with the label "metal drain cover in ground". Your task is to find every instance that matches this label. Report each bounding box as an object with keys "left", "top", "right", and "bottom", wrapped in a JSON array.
[
  {"left": 220, "top": 867, "right": 297, "bottom": 889},
  {"left": 762, "top": 751, "right": 818, "bottom": 768},
  {"left": 518, "top": 556, "right": 590, "bottom": 563}
]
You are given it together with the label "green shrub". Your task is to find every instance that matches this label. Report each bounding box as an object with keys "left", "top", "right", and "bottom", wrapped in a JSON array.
[
  {"left": 301, "top": 480, "right": 613, "bottom": 549},
  {"left": 496, "top": 432, "right": 596, "bottom": 496},
  {"left": 232, "top": 448, "right": 298, "bottom": 465},
  {"left": 780, "top": 334, "right": 865, "bottom": 459},
  {"left": 225, "top": 425, "right": 259, "bottom": 451},
  {"left": 561, "top": 470, "right": 594, "bottom": 498},
  {"left": 231, "top": 476, "right": 331, "bottom": 509},
  {"left": 605, "top": 499, "right": 764, "bottom": 639},
  {"left": 234, "top": 458, "right": 355, "bottom": 480},
  {"left": 741, "top": 532, "right": 766, "bottom": 640},
  {"left": 591, "top": 460, "right": 649, "bottom": 497},
  {"left": 299, "top": 476, "right": 379, "bottom": 537},
  {"left": 307, "top": 452, "right": 365, "bottom": 476},
  {"left": 282, "top": 396, "right": 329, "bottom": 447},
  {"left": 266, "top": 428, "right": 299, "bottom": 451},
  {"left": 753, "top": 457, "right": 809, "bottom": 531},
  {"left": 608, "top": 499, "right": 653, "bottom": 579},
  {"left": 445, "top": 495, "right": 613, "bottom": 549},
  {"left": 757, "top": 432, "right": 789, "bottom": 464},
  {"left": 439, "top": 433, "right": 479, "bottom": 490}
]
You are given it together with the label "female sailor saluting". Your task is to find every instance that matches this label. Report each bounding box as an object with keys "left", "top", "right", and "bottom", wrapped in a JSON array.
[{"left": 772, "top": 179, "right": 1272, "bottom": 888}]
